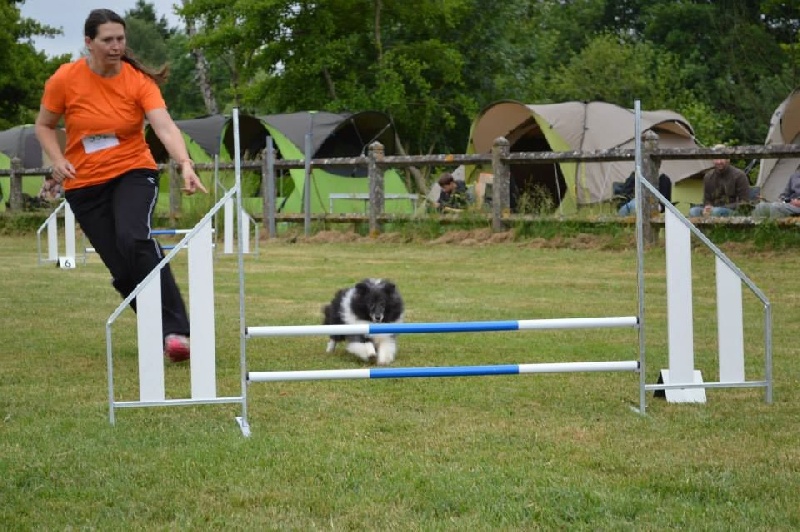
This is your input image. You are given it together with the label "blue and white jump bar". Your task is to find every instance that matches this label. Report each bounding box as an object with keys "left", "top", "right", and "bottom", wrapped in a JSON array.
[
  {"left": 249, "top": 360, "right": 639, "bottom": 383},
  {"left": 150, "top": 228, "right": 195, "bottom": 236},
  {"left": 246, "top": 316, "right": 638, "bottom": 338}
]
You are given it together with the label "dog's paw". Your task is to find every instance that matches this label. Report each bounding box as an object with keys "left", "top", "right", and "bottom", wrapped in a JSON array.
[
  {"left": 375, "top": 354, "right": 394, "bottom": 366},
  {"left": 326, "top": 339, "right": 336, "bottom": 353},
  {"left": 375, "top": 341, "right": 396, "bottom": 366},
  {"left": 346, "top": 341, "right": 376, "bottom": 362}
]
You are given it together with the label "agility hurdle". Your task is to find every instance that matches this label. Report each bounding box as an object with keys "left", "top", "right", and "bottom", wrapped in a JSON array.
[
  {"left": 642, "top": 204, "right": 773, "bottom": 403},
  {"left": 221, "top": 197, "right": 259, "bottom": 255},
  {"left": 105, "top": 109, "right": 250, "bottom": 435},
  {"left": 214, "top": 171, "right": 259, "bottom": 256},
  {"left": 245, "top": 318, "right": 641, "bottom": 405},
  {"left": 103, "top": 105, "right": 772, "bottom": 436},
  {"left": 36, "top": 200, "right": 76, "bottom": 268},
  {"left": 105, "top": 184, "right": 248, "bottom": 434}
]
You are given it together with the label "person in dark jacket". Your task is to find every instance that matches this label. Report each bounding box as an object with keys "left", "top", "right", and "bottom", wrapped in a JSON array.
[
  {"left": 688, "top": 145, "right": 750, "bottom": 217},
  {"left": 616, "top": 171, "right": 672, "bottom": 216},
  {"left": 753, "top": 166, "right": 800, "bottom": 219},
  {"left": 435, "top": 173, "right": 470, "bottom": 211}
]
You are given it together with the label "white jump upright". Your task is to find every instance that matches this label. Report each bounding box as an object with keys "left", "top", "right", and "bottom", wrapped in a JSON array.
[
  {"left": 106, "top": 185, "right": 248, "bottom": 433},
  {"left": 660, "top": 209, "right": 705, "bottom": 402},
  {"left": 131, "top": 222, "right": 217, "bottom": 402},
  {"left": 648, "top": 206, "right": 770, "bottom": 403},
  {"left": 36, "top": 200, "right": 76, "bottom": 268},
  {"left": 631, "top": 123, "right": 772, "bottom": 405},
  {"left": 716, "top": 257, "right": 746, "bottom": 383},
  {"left": 222, "top": 194, "right": 257, "bottom": 255},
  {"left": 106, "top": 108, "right": 250, "bottom": 435}
]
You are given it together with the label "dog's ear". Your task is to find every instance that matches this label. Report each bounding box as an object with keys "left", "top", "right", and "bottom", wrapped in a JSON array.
[
  {"left": 382, "top": 281, "right": 396, "bottom": 294},
  {"left": 355, "top": 281, "right": 371, "bottom": 294}
]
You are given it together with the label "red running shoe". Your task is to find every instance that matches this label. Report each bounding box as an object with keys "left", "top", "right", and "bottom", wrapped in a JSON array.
[{"left": 164, "top": 334, "right": 190, "bottom": 363}]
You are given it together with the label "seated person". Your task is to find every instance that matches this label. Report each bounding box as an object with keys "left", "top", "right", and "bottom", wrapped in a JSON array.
[
  {"left": 616, "top": 172, "right": 671, "bottom": 216},
  {"left": 688, "top": 145, "right": 751, "bottom": 217},
  {"left": 434, "top": 173, "right": 471, "bottom": 211},
  {"left": 752, "top": 165, "right": 800, "bottom": 219},
  {"left": 38, "top": 173, "right": 63, "bottom": 203}
]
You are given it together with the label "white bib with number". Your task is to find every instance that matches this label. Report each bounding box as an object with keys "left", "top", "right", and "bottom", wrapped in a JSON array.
[{"left": 82, "top": 133, "right": 120, "bottom": 154}]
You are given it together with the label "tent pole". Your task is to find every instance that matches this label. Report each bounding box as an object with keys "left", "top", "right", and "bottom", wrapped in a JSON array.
[
  {"left": 303, "top": 133, "right": 312, "bottom": 236},
  {"left": 553, "top": 165, "right": 564, "bottom": 217}
]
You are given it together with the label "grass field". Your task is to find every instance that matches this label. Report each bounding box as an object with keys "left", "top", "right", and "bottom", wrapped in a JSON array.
[{"left": 1, "top": 231, "right": 799, "bottom": 530}]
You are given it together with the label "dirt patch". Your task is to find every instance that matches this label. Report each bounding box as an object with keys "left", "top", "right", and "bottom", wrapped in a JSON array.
[
  {"left": 429, "top": 228, "right": 513, "bottom": 245},
  {"left": 268, "top": 227, "right": 773, "bottom": 254},
  {"left": 303, "top": 230, "right": 363, "bottom": 243}
]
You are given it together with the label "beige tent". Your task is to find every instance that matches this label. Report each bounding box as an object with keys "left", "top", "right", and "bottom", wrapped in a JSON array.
[
  {"left": 467, "top": 100, "right": 710, "bottom": 213},
  {"left": 756, "top": 88, "right": 800, "bottom": 201}
]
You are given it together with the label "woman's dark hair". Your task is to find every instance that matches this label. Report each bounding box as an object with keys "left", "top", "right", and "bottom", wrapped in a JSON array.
[{"left": 84, "top": 9, "right": 169, "bottom": 84}]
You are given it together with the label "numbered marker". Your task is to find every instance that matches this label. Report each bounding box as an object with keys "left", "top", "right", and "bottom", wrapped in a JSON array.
[{"left": 58, "top": 256, "right": 76, "bottom": 269}]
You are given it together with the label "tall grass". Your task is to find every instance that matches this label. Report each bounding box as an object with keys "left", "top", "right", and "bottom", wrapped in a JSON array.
[{"left": 1, "top": 234, "right": 799, "bottom": 529}]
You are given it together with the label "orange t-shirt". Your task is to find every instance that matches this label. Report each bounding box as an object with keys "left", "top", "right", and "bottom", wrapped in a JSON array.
[{"left": 41, "top": 59, "right": 166, "bottom": 190}]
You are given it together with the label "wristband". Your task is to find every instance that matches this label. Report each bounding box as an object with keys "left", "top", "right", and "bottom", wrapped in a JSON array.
[{"left": 179, "top": 158, "right": 194, "bottom": 169}]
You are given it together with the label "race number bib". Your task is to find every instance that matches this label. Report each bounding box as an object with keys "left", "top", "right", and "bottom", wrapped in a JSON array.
[{"left": 82, "top": 133, "right": 120, "bottom": 154}]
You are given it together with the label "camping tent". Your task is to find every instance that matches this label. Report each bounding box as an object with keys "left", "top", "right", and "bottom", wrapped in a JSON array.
[
  {"left": 146, "top": 114, "right": 226, "bottom": 162},
  {"left": 467, "top": 100, "right": 711, "bottom": 213},
  {"left": 144, "top": 116, "right": 223, "bottom": 215},
  {"left": 756, "top": 88, "right": 800, "bottom": 201},
  {"left": 0, "top": 125, "right": 66, "bottom": 210},
  {"left": 145, "top": 111, "right": 414, "bottom": 215},
  {"left": 0, "top": 124, "right": 66, "bottom": 169},
  {"left": 223, "top": 111, "right": 412, "bottom": 214}
]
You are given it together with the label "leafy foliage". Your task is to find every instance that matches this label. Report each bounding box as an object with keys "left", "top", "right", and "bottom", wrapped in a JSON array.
[
  {"left": 0, "top": 1, "right": 69, "bottom": 129},
  {"left": 5, "top": 0, "right": 800, "bottom": 162}
]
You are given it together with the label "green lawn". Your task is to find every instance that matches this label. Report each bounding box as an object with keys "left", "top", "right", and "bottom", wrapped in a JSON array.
[{"left": 1, "top": 232, "right": 798, "bottom": 530}]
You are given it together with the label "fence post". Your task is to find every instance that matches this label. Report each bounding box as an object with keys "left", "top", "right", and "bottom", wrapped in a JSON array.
[
  {"left": 491, "top": 137, "right": 511, "bottom": 232},
  {"left": 262, "top": 139, "right": 277, "bottom": 239},
  {"left": 169, "top": 162, "right": 181, "bottom": 225},
  {"left": 9, "top": 157, "right": 24, "bottom": 212},
  {"left": 641, "top": 130, "right": 661, "bottom": 245},
  {"left": 368, "top": 141, "right": 385, "bottom": 237}
]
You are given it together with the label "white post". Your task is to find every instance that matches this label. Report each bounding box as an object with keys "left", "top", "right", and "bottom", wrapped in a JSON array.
[
  {"left": 662, "top": 210, "right": 705, "bottom": 402},
  {"left": 189, "top": 222, "right": 217, "bottom": 399},
  {"left": 241, "top": 214, "right": 251, "bottom": 254},
  {"left": 47, "top": 216, "right": 58, "bottom": 262},
  {"left": 224, "top": 197, "right": 234, "bottom": 254},
  {"left": 64, "top": 202, "right": 76, "bottom": 260},
  {"left": 137, "top": 278, "right": 165, "bottom": 402},
  {"left": 716, "top": 257, "right": 745, "bottom": 382}
]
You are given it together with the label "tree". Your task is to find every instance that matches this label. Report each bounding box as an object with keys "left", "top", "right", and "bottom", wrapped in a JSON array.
[
  {"left": 160, "top": 32, "right": 230, "bottom": 118},
  {"left": 181, "top": 0, "right": 480, "bottom": 155},
  {"left": 125, "top": 1, "right": 225, "bottom": 118},
  {"left": 0, "top": 2, "right": 69, "bottom": 129},
  {"left": 126, "top": 0, "right": 175, "bottom": 40},
  {"left": 548, "top": 33, "right": 690, "bottom": 110},
  {"left": 125, "top": 16, "right": 169, "bottom": 68},
  {"left": 167, "top": 0, "right": 800, "bottom": 153}
]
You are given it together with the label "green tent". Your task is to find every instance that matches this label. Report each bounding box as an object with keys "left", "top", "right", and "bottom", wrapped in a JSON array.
[
  {"left": 144, "top": 115, "right": 225, "bottom": 216},
  {"left": 219, "top": 111, "right": 414, "bottom": 214},
  {"left": 145, "top": 111, "right": 414, "bottom": 216}
]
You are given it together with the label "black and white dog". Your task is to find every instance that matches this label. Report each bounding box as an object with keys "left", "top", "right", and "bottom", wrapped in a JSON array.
[{"left": 323, "top": 278, "right": 405, "bottom": 365}]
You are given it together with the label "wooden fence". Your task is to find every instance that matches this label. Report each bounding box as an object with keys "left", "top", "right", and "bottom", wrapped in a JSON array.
[{"left": 3, "top": 138, "right": 800, "bottom": 243}]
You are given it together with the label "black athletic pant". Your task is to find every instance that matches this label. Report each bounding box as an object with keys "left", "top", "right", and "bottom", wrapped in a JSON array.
[{"left": 65, "top": 169, "right": 190, "bottom": 339}]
